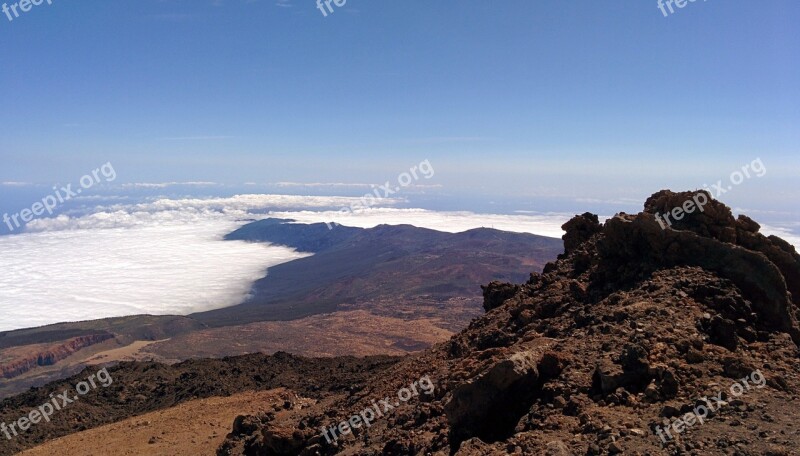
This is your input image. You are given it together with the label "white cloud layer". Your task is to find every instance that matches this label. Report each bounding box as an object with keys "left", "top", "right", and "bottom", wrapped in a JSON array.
[
  {"left": 0, "top": 195, "right": 571, "bottom": 332},
  {"left": 2, "top": 194, "right": 794, "bottom": 333},
  {"left": 0, "top": 221, "right": 310, "bottom": 332}
]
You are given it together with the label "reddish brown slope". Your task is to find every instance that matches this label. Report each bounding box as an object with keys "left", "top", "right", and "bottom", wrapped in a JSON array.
[{"left": 218, "top": 191, "right": 800, "bottom": 455}]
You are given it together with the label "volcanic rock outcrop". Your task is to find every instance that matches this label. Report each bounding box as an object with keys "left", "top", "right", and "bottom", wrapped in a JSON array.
[{"left": 217, "top": 190, "right": 800, "bottom": 455}]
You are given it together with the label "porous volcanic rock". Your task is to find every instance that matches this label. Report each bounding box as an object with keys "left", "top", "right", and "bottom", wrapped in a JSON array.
[{"left": 212, "top": 191, "right": 800, "bottom": 455}]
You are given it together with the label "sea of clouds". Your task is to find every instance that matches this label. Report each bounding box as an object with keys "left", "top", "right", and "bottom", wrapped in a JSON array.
[
  {"left": 0, "top": 194, "right": 577, "bottom": 332},
  {"left": 0, "top": 193, "right": 796, "bottom": 333}
]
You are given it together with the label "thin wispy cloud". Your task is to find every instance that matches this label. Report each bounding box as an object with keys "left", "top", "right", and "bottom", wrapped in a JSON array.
[
  {"left": 151, "top": 13, "right": 201, "bottom": 22},
  {"left": 575, "top": 197, "right": 642, "bottom": 206},
  {"left": 158, "top": 136, "right": 237, "bottom": 141},
  {"left": 405, "top": 137, "right": 495, "bottom": 144},
  {"left": 272, "top": 182, "right": 373, "bottom": 188},
  {"left": 121, "top": 182, "right": 221, "bottom": 189},
  {"left": 269, "top": 182, "right": 444, "bottom": 189}
]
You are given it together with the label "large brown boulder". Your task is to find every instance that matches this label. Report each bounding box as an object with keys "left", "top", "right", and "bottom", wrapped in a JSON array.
[
  {"left": 598, "top": 212, "right": 797, "bottom": 337},
  {"left": 445, "top": 351, "right": 540, "bottom": 448},
  {"left": 481, "top": 281, "right": 520, "bottom": 312}
]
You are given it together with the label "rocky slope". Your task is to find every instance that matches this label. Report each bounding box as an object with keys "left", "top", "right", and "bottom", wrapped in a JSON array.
[
  {"left": 216, "top": 190, "right": 800, "bottom": 455},
  {"left": 0, "top": 334, "right": 114, "bottom": 379},
  {"left": 0, "top": 354, "right": 398, "bottom": 456},
  {"left": 0, "top": 315, "right": 208, "bottom": 398},
  {"left": 17, "top": 390, "right": 306, "bottom": 456},
  {"left": 5, "top": 190, "right": 799, "bottom": 455}
]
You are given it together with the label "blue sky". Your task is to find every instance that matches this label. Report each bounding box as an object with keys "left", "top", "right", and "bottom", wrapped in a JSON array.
[{"left": 0, "top": 0, "right": 798, "bottom": 212}]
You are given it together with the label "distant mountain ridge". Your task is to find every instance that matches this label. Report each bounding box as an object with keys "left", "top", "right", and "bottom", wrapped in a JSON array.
[
  {"left": 194, "top": 219, "right": 563, "bottom": 327},
  {"left": 1, "top": 220, "right": 562, "bottom": 398},
  {"left": 223, "top": 218, "right": 363, "bottom": 253}
]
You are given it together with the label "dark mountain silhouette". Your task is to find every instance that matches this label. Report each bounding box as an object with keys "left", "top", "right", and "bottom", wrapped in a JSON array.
[
  {"left": 192, "top": 220, "right": 562, "bottom": 327},
  {"left": 0, "top": 221, "right": 561, "bottom": 398}
]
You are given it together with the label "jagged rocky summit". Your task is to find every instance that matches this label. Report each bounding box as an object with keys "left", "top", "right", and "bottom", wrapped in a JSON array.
[{"left": 217, "top": 189, "right": 800, "bottom": 455}]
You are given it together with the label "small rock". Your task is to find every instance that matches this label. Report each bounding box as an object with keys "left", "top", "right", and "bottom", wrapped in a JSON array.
[
  {"left": 686, "top": 348, "right": 705, "bottom": 364},
  {"left": 645, "top": 382, "right": 659, "bottom": 399},
  {"left": 661, "top": 405, "right": 681, "bottom": 418}
]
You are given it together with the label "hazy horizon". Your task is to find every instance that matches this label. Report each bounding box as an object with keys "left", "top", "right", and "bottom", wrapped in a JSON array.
[{"left": 2, "top": 1, "right": 798, "bottom": 210}]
